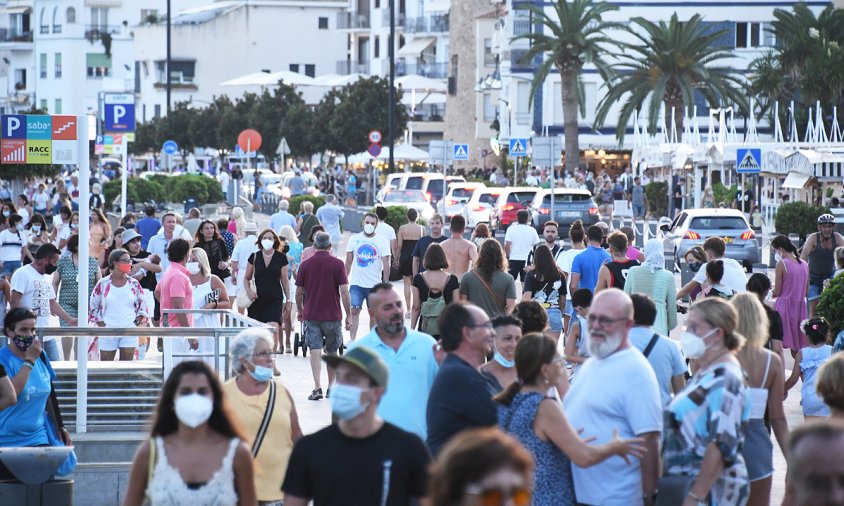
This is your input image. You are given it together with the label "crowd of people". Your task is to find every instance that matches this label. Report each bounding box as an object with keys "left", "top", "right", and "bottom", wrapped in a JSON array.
[{"left": 3, "top": 172, "right": 844, "bottom": 506}]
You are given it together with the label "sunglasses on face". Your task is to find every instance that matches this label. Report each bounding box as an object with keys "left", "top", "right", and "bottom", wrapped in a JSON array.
[{"left": 466, "top": 485, "right": 531, "bottom": 506}]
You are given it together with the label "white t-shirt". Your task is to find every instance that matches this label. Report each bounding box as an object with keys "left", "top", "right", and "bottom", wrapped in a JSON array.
[
  {"left": 55, "top": 225, "right": 71, "bottom": 247},
  {"left": 102, "top": 282, "right": 137, "bottom": 327},
  {"left": 219, "top": 171, "right": 230, "bottom": 192},
  {"left": 563, "top": 347, "right": 662, "bottom": 505},
  {"left": 557, "top": 247, "right": 585, "bottom": 300},
  {"left": 346, "top": 232, "right": 390, "bottom": 288},
  {"left": 10, "top": 264, "right": 57, "bottom": 331},
  {"left": 0, "top": 229, "right": 25, "bottom": 262},
  {"left": 375, "top": 222, "right": 396, "bottom": 244},
  {"left": 692, "top": 257, "right": 747, "bottom": 295},
  {"left": 147, "top": 226, "right": 194, "bottom": 281},
  {"left": 504, "top": 224, "right": 539, "bottom": 261},
  {"left": 17, "top": 208, "right": 30, "bottom": 226},
  {"left": 33, "top": 192, "right": 50, "bottom": 211},
  {"left": 231, "top": 238, "right": 259, "bottom": 287}
]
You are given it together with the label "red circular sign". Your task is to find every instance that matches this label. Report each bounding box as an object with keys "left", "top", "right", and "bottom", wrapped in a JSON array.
[
  {"left": 368, "top": 143, "right": 382, "bottom": 157},
  {"left": 238, "top": 129, "right": 262, "bottom": 153},
  {"left": 368, "top": 130, "right": 383, "bottom": 144}
]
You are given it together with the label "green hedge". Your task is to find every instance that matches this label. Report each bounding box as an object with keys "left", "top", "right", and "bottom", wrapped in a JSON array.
[
  {"left": 644, "top": 181, "right": 668, "bottom": 218},
  {"left": 372, "top": 205, "right": 428, "bottom": 232},
  {"left": 103, "top": 174, "right": 224, "bottom": 208},
  {"left": 774, "top": 201, "right": 830, "bottom": 242},
  {"left": 819, "top": 273, "right": 844, "bottom": 338},
  {"left": 289, "top": 195, "right": 326, "bottom": 216}
]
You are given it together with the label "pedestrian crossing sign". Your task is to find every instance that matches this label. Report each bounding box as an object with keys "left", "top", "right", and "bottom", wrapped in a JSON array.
[
  {"left": 453, "top": 143, "right": 469, "bottom": 161},
  {"left": 736, "top": 148, "right": 762, "bottom": 174},
  {"left": 509, "top": 138, "right": 528, "bottom": 157}
]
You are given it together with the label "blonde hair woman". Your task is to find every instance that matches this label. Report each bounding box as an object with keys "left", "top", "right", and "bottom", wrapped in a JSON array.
[
  {"left": 187, "top": 247, "right": 230, "bottom": 368},
  {"left": 732, "top": 292, "right": 788, "bottom": 506},
  {"left": 229, "top": 207, "right": 247, "bottom": 239}
]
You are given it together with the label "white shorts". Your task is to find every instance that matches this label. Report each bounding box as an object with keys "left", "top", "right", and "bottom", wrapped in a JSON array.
[
  {"left": 98, "top": 336, "right": 139, "bottom": 351},
  {"left": 225, "top": 276, "right": 236, "bottom": 298}
]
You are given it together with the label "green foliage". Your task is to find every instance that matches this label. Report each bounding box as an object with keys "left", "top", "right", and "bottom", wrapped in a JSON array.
[
  {"left": 774, "top": 201, "right": 831, "bottom": 241},
  {"left": 595, "top": 13, "right": 748, "bottom": 142},
  {"left": 104, "top": 174, "right": 222, "bottom": 207},
  {"left": 826, "top": 187, "right": 835, "bottom": 198},
  {"left": 712, "top": 182, "right": 736, "bottom": 206},
  {"left": 818, "top": 274, "right": 844, "bottom": 338},
  {"left": 103, "top": 177, "right": 165, "bottom": 206},
  {"left": 170, "top": 174, "right": 223, "bottom": 205},
  {"left": 372, "top": 205, "right": 428, "bottom": 232},
  {"left": 644, "top": 181, "right": 668, "bottom": 217},
  {"left": 288, "top": 195, "right": 326, "bottom": 216}
]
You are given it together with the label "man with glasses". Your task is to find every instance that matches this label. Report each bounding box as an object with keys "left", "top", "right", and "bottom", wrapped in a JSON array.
[
  {"left": 426, "top": 302, "right": 498, "bottom": 456},
  {"left": 563, "top": 288, "right": 662, "bottom": 506},
  {"left": 801, "top": 213, "right": 844, "bottom": 317}
]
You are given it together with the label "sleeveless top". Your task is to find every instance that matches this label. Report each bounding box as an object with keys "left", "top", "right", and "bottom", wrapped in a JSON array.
[
  {"left": 498, "top": 392, "right": 575, "bottom": 505},
  {"left": 748, "top": 352, "right": 772, "bottom": 420},
  {"left": 808, "top": 232, "right": 837, "bottom": 282},
  {"left": 605, "top": 259, "right": 640, "bottom": 289},
  {"left": 192, "top": 278, "right": 220, "bottom": 328},
  {"left": 146, "top": 437, "right": 240, "bottom": 506}
]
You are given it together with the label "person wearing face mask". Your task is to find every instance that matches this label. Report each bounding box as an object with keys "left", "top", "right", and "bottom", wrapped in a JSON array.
[
  {"left": 282, "top": 345, "right": 432, "bottom": 506},
  {"left": 682, "top": 246, "right": 707, "bottom": 301},
  {"left": 278, "top": 225, "right": 303, "bottom": 354},
  {"left": 0, "top": 213, "right": 25, "bottom": 279},
  {"left": 186, "top": 247, "right": 230, "bottom": 369},
  {"left": 52, "top": 206, "right": 72, "bottom": 249},
  {"left": 345, "top": 213, "right": 391, "bottom": 345},
  {"left": 0, "top": 308, "right": 72, "bottom": 479},
  {"left": 23, "top": 214, "right": 49, "bottom": 265},
  {"left": 481, "top": 314, "right": 523, "bottom": 391},
  {"left": 563, "top": 289, "right": 662, "bottom": 506},
  {"left": 123, "top": 361, "right": 256, "bottom": 506},
  {"left": 222, "top": 329, "right": 303, "bottom": 506},
  {"left": 89, "top": 249, "right": 148, "bottom": 362},
  {"left": 52, "top": 234, "right": 101, "bottom": 360},
  {"left": 770, "top": 234, "right": 809, "bottom": 355},
  {"left": 663, "top": 298, "right": 750, "bottom": 506},
  {"left": 349, "top": 283, "right": 439, "bottom": 440},
  {"left": 244, "top": 229, "right": 290, "bottom": 354},
  {"left": 11, "top": 244, "right": 78, "bottom": 361}
]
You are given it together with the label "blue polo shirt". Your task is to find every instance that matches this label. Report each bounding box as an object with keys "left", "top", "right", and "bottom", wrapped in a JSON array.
[
  {"left": 348, "top": 327, "right": 439, "bottom": 439},
  {"left": 571, "top": 245, "right": 611, "bottom": 293}
]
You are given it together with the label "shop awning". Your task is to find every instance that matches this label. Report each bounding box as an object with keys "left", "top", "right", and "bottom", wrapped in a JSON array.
[
  {"left": 0, "top": 6, "right": 31, "bottom": 14},
  {"left": 398, "top": 37, "right": 436, "bottom": 57},
  {"left": 782, "top": 171, "right": 812, "bottom": 189}
]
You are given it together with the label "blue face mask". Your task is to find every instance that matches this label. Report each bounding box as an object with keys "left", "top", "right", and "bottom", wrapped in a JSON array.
[
  {"left": 493, "top": 352, "right": 515, "bottom": 369},
  {"left": 329, "top": 384, "right": 370, "bottom": 421},
  {"left": 247, "top": 362, "right": 273, "bottom": 382}
]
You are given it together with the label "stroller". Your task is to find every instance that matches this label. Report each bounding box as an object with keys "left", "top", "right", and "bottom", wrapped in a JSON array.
[{"left": 293, "top": 321, "right": 344, "bottom": 356}]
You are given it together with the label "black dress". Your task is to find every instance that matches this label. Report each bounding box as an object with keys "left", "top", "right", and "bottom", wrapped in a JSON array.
[
  {"left": 399, "top": 225, "right": 423, "bottom": 276},
  {"left": 247, "top": 251, "right": 288, "bottom": 323},
  {"left": 197, "top": 238, "right": 231, "bottom": 280}
]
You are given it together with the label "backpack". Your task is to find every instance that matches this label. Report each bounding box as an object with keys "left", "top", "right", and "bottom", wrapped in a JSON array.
[{"left": 419, "top": 274, "right": 450, "bottom": 336}]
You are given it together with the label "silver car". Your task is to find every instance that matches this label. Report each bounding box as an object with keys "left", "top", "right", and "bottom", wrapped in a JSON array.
[
  {"left": 662, "top": 208, "right": 760, "bottom": 271},
  {"left": 378, "top": 190, "right": 436, "bottom": 221}
]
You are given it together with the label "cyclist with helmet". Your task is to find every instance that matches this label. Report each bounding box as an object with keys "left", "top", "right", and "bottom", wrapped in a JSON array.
[{"left": 800, "top": 213, "right": 843, "bottom": 317}]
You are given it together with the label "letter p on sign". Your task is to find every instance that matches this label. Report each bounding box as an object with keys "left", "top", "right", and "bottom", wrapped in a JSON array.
[{"left": 2, "top": 115, "right": 24, "bottom": 139}]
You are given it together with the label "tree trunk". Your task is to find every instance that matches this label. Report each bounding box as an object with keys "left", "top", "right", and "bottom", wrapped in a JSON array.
[
  {"left": 560, "top": 68, "right": 580, "bottom": 171},
  {"left": 662, "top": 96, "right": 684, "bottom": 143}
]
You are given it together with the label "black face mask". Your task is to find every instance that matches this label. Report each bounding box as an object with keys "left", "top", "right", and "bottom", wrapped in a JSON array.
[
  {"left": 688, "top": 262, "right": 702, "bottom": 273},
  {"left": 282, "top": 245, "right": 290, "bottom": 254},
  {"left": 44, "top": 262, "right": 57, "bottom": 275}
]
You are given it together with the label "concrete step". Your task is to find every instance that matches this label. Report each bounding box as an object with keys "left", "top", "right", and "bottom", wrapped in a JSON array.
[{"left": 70, "top": 432, "right": 146, "bottom": 463}]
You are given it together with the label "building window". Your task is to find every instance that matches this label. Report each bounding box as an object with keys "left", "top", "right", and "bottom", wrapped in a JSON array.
[
  {"left": 483, "top": 38, "right": 495, "bottom": 67},
  {"left": 54, "top": 98, "right": 62, "bottom": 114},
  {"left": 14, "top": 69, "right": 26, "bottom": 90},
  {"left": 154, "top": 60, "right": 194, "bottom": 84},
  {"left": 86, "top": 53, "right": 112, "bottom": 78},
  {"left": 39, "top": 53, "right": 47, "bottom": 78},
  {"left": 305, "top": 64, "right": 315, "bottom": 77},
  {"left": 483, "top": 93, "right": 495, "bottom": 122},
  {"left": 66, "top": 7, "right": 76, "bottom": 24},
  {"left": 52, "top": 7, "right": 62, "bottom": 33},
  {"left": 735, "top": 22, "right": 762, "bottom": 48},
  {"left": 90, "top": 7, "right": 109, "bottom": 30},
  {"left": 375, "top": 0, "right": 381, "bottom": 8},
  {"left": 55, "top": 53, "right": 62, "bottom": 78},
  {"left": 318, "top": 17, "right": 328, "bottom": 29},
  {"left": 289, "top": 64, "right": 299, "bottom": 73},
  {"left": 40, "top": 99, "right": 47, "bottom": 111},
  {"left": 39, "top": 7, "right": 48, "bottom": 34},
  {"left": 374, "top": 36, "right": 380, "bottom": 58},
  {"left": 154, "top": 104, "right": 161, "bottom": 118}
]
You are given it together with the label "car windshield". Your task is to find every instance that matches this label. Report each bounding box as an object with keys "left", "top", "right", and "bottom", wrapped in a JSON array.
[
  {"left": 405, "top": 177, "right": 424, "bottom": 190},
  {"left": 479, "top": 193, "right": 501, "bottom": 205},
  {"left": 689, "top": 217, "right": 748, "bottom": 230},
  {"left": 427, "top": 179, "right": 443, "bottom": 195},
  {"left": 384, "top": 190, "right": 426, "bottom": 203},
  {"left": 452, "top": 188, "right": 475, "bottom": 198},
  {"left": 541, "top": 194, "right": 591, "bottom": 206},
  {"left": 508, "top": 191, "right": 536, "bottom": 204}
]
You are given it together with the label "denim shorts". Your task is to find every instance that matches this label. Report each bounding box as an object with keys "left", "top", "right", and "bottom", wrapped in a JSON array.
[
  {"left": 808, "top": 281, "right": 826, "bottom": 302},
  {"left": 563, "top": 299, "right": 574, "bottom": 317},
  {"left": 546, "top": 308, "right": 563, "bottom": 332},
  {"left": 1, "top": 260, "right": 21, "bottom": 279},
  {"left": 349, "top": 285, "right": 372, "bottom": 309},
  {"left": 632, "top": 204, "right": 645, "bottom": 217}
]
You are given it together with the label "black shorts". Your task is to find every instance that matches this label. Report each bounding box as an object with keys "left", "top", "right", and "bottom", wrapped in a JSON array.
[{"left": 508, "top": 259, "right": 527, "bottom": 282}]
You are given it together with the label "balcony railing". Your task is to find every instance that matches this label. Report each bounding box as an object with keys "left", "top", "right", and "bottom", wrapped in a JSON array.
[
  {"left": 84, "top": 24, "right": 121, "bottom": 41},
  {"left": 0, "top": 28, "right": 33, "bottom": 43},
  {"left": 396, "top": 61, "right": 448, "bottom": 78},
  {"left": 382, "top": 9, "right": 406, "bottom": 28},
  {"left": 404, "top": 14, "right": 449, "bottom": 33},
  {"left": 513, "top": 19, "right": 531, "bottom": 36},
  {"left": 337, "top": 60, "right": 370, "bottom": 75},
  {"left": 337, "top": 12, "right": 370, "bottom": 30}
]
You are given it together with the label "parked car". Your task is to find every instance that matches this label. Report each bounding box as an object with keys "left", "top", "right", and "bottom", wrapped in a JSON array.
[
  {"left": 491, "top": 187, "right": 540, "bottom": 231},
  {"left": 661, "top": 208, "right": 760, "bottom": 271},
  {"left": 463, "top": 187, "right": 506, "bottom": 229},
  {"left": 529, "top": 188, "right": 600, "bottom": 234},
  {"left": 376, "top": 173, "right": 466, "bottom": 205},
  {"left": 438, "top": 182, "right": 487, "bottom": 220},
  {"left": 269, "top": 171, "right": 320, "bottom": 199},
  {"left": 377, "top": 190, "right": 436, "bottom": 221}
]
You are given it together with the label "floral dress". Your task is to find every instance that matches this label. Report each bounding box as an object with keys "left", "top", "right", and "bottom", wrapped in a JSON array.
[
  {"left": 56, "top": 255, "right": 99, "bottom": 327},
  {"left": 88, "top": 276, "right": 148, "bottom": 325},
  {"left": 663, "top": 361, "right": 750, "bottom": 506}
]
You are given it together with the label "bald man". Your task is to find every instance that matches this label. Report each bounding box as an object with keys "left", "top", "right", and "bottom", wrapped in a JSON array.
[
  {"left": 784, "top": 421, "right": 844, "bottom": 506},
  {"left": 563, "top": 288, "right": 662, "bottom": 506}
]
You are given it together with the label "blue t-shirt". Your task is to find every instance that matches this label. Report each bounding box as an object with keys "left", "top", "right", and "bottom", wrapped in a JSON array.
[
  {"left": 629, "top": 327, "right": 687, "bottom": 407},
  {"left": 136, "top": 217, "right": 162, "bottom": 250},
  {"left": 0, "top": 347, "right": 51, "bottom": 447},
  {"left": 571, "top": 245, "right": 611, "bottom": 293}
]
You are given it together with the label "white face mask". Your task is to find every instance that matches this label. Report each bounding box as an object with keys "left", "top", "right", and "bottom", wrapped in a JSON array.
[
  {"left": 31, "top": 225, "right": 41, "bottom": 233},
  {"left": 186, "top": 262, "right": 201, "bottom": 275},
  {"left": 774, "top": 250, "right": 782, "bottom": 263},
  {"left": 680, "top": 328, "right": 717, "bottom": 359},
  {"left": 174, "top": 393, "right": 213, "bottom": 428},
  {"left": 363, "top": 223, "right": 376, "bottom": 235},
  {"left": 261, "top": 239, "right": 275, "bottom": 251}
]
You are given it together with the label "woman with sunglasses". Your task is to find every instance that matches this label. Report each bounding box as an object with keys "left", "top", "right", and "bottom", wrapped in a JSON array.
[{"left": 495, "top": 333, "right": 645, "bottom": 505}]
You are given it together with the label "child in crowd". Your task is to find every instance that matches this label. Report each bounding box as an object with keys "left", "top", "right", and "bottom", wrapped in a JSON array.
[
  {"left": 785, "top": 317, "right": 834, "bottom": 420},
  {"left": 704, "top": 260, "right": 734, "bottom": 299},
  {"left": 564, "top": 288, "right": 592, "bottom": 381}
]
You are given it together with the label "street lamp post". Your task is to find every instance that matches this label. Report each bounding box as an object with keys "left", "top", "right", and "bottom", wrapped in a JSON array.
[
  {"left": 388, "top": 0, "right": 396, "bottom": 173},
  {"left": 166, "top": 0, "right": 172, "bottom": 114}
]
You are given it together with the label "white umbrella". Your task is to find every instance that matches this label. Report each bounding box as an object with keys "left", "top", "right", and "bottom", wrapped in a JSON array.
[
  {"left": 311, "top": 73, "right": 367, "bottom": 87},
  {"left": 220, "top": 71, "right": 315, "bottom": 87},
  {"left": 263, "top": 71, "right": 317, "bottom": 86},
  {"left": 395, "top": 74, "right": 447, "bottom": 92},
  {"left": 402, "top": 92, "right": 446, "bottom": 106},
  {"left": 350, "top": 144, "right": 431, "bottom": 162}
]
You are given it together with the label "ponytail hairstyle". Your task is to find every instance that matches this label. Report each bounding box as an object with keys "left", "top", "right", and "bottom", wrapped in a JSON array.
[
  {"left": 493, "top": 333, "right": 557, "bottom": 406},
  {"left": 771, "top": 235, "right": 802, "bottom": 263},
  {"left": 802, "top": 317, "right": 830, "bottom": 346}
]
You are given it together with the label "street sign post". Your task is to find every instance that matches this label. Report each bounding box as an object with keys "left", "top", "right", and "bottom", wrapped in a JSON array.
[
  {"left": 509, "top": 138, "right": 528, "bottom": 186},
  {"left": 103, "top": 93, "right": 136, "bottom": 133},
  {"left": 736, "top": 148, "right": 762, "bottom": 174},
  {"left": 368, "top": 143, "right": 382, "bottom": 157},
  {"left": 163, "top": 140, "right": 178, "bottom": 155},
  {"left": 368, "top": 130, "right": 383, "bottom": 144},
  {"left": 453, "top": 143, "right": 469, "bottom": 161}
]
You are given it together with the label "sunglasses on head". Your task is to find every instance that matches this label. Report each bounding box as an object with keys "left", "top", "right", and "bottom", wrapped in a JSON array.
[{"left": 466, "top": 485, "right": 531, "bottom": 506}]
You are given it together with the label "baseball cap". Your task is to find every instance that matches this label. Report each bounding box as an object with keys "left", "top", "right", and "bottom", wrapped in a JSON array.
[
  {"left": 323, "top": 345, "right": 389, "bottom": 387},
  {"left": 121, "top": 229, "right": 142, "bottom": 245},
  {"left": 244, "top": 222, "right": 258, "bottom": 233}
]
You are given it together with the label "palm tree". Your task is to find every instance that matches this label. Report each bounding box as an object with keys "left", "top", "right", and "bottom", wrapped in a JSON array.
[
  {"left": 594, "top": 13, "right": 747, "bottom": 142},
  {"left": 514, "top": 0, "right": 623, "bottom": 171}
]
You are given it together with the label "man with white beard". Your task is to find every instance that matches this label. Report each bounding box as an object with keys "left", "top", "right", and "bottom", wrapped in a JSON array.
[{"left": 563, "top": 288, "right": 662, "bottom": 506}]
